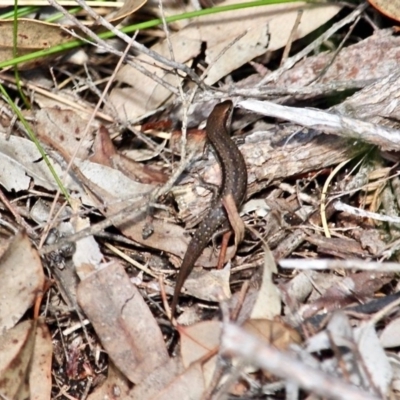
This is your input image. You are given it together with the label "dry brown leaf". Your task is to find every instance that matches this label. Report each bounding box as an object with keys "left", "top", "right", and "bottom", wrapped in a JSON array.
[
  {"left": 111, "top": 1, "right": 341, "bottom": 120},
  {"left": 29, "top": 319, "right": 53, "bottom": 400},
  {"left": 368, "top": 0, "right": 400, "bottom": 21},
  {"left": 35, "top": 108, "right": 97, "bottom": 160},
  {"left": 150, "top": 361, "right": 205, "bottom": 400},
  {"left": 128, "top": 358, "right": 184, "bottom": 400},
  {"left": 0, "top": 231, "right": 44, "bottom": 331},
  {"left": 0, "top": 19, "right": 73, "bottom": 68},
  {"left": 241, "top": 319, "right": 302, "bottom": 379},
  {"left": 1, "top": 0, "right": 147, "bottom": 68},
  {"left": 106, "top": 0, "right": 147, "bottom": 25},
  {"left": 90, "top": 125, "right": 168, "bottom": 184},
  {"left": 0, "top": 318, "right": 52, "bottom": 399},
  {"left": 183, "top": 266, "right": 231, "bottom": 302},
  {"left": 179, "top": 320, "right": 220, "bottom": 387},
  {"left": 242, "top": 319, "right": 302, "bottom": 350},
  {"left": 77, "top": 261, "right": 169, "bottom": 384},
  {"left": 250, "top": 246, "right": 280, "bottom": 320},
  {"left": 0, "top": 319, "right": 36, "bottom": 399}
]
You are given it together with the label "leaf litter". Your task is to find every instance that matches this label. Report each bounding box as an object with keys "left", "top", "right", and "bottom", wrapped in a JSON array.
[{"left": 1, "top": 1, "right": 400, "bottom": 399}]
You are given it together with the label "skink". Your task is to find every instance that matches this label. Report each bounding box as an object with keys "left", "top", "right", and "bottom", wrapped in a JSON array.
[{"left": 171, "top": 100, "right": 247, "bottom": 315}]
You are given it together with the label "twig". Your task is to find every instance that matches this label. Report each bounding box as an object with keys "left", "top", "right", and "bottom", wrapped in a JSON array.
[
  {"left": 279, "top": 258, "right": 400, "bottom": 272},
  {"left": 238, "top": 98, "right": 400, "bottom": 151},
  {"left": 46, "top": 0, "right": 182, "bottom": 96},
  {"left": 220, "top": 323, "right": 380, "bottom": 400},
  {"left": 73, "top": 0, "right": 204, "bottom": 88}
]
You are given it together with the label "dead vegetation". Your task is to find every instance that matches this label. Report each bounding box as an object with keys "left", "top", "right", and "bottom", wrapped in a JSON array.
[{"left": 1, "top": 1, "right": 400, "bottom": 399}]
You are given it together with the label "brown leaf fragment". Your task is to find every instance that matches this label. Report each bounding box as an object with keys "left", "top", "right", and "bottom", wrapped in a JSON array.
[
  {"left": 180, "top": 320, "right": 221, "bottom": 367},
  {"left": 182, "top": 267, "right": 231, "bottom": 302},
  {"left": 105, "top": 0, "right": 147, "bottom": 25},
  {"left": 0, "top": 319, "right": 36, "bottom": 399},
  {"left": 150, "top": 361, "right": 204, "bottom": 400},
  {"left": 29, "top": 319, "right": 52, "bottom": 400},
  {"left": 90, "top": 126, "right": 168, "bottom": 184},
  {"left": 0, "top": 19, "right": 73, "bottom": 69},
  {"left": 35, "top": 108, "right": 96, "bottom": 160},
  {"left": 179, "top": 320, "right": 220, "bottom": 387},
  {"left": 77, "top": 261, "right": 169, "bottom": 384},
  {"left": 128, "top": 358, "right": 184, "bottom": 400},
  {"left": 367, "top": 1, "right": 400, "bottom": 24},
  {"left": 169, "top": 129, "right": 206, "bottom": 156},
  {"left": 242, "top": 319, "right": 302, "bottom": 350},
  {"left": 0, "top": 231, "right": 44, "bottom": 331}
]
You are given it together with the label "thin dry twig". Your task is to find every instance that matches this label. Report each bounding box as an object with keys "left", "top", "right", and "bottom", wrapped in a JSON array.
[
  {"left": 68, "top": 0, "right": 205, "bottom": 88},
  {"left": 238, "top": 98, "right": 400, "bottom": 151}
]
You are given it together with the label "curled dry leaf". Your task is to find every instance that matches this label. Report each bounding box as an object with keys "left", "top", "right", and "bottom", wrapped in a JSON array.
[
  {"left": 105, "top": 0, "right": 147, "bottom": 25},
  {"left": 90, "top": 125, "right": 168, "bottom": 184},
  {"left": 0, "top": 231, "right": 44, "bottom": 332},
  {"left": 368, "top": 0, "right": 400, "bottom": 21},
  {"left": 250, "top": 246, "right": 281, "bottom": 320}
]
